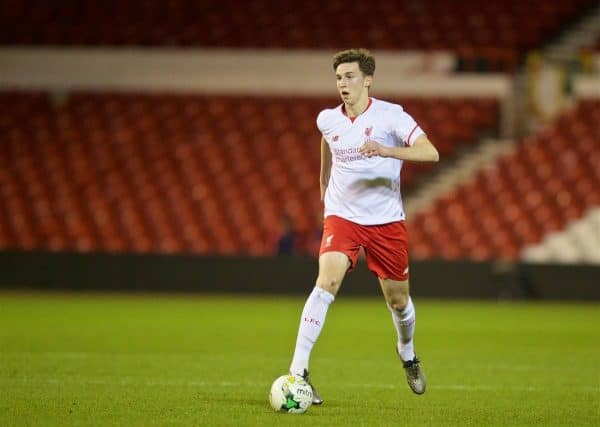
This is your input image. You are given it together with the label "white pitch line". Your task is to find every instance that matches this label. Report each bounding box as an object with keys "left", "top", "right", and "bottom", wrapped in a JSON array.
[
  {"left": 1, "top": 377, "right": 598, "bottom": 393},
  {"left": 0, "top": 353, "right": 573, "bottom": 372}
]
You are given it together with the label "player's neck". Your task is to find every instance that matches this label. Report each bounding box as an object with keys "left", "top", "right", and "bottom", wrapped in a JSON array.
[{"left": 344, "top": 95, "right": 370, "bottom": 119}]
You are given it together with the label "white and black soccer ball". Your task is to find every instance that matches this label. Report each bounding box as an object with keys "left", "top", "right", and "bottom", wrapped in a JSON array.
[{"left": 268, "top": 374, "right": 313, "bottom": 414}]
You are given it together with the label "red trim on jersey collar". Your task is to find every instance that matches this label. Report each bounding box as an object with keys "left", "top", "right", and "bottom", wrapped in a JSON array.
[{"left": 342, "top": 97, "right": 373, "bottom": 123}]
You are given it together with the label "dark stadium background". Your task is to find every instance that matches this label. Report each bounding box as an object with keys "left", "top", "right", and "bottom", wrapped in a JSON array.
[
  {"left": 1, "top": 2, "right": 600, "bottom": 426},
  {"left": 0, "top": 1, "right": 598, "bottom": 297}
]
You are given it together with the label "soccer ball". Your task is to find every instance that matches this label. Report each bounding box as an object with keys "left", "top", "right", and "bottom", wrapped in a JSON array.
[{"left": 268, "top": 374, "right": 313, "bottom": 414}]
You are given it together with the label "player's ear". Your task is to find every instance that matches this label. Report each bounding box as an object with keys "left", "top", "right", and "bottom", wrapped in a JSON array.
[{"left": 364, "top": 75, "right": 373, "bottom": 88}]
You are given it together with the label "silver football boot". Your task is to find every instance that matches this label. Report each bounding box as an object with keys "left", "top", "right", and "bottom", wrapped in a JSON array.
[
  {"left": 301, "top": 369, "right": 324, "bottom": 405},
  {"left": 396, "top": 347, "right": 427, "bottom": 395}
]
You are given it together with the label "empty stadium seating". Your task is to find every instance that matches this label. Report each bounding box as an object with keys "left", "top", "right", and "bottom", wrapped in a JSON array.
[
  {"left": 0, "top": 91, "right": 498, "bottom": 255},
  {"left": 408, "top": 100, "right": 600, "bottom": 260},
  {"left": 1, "top": 0, "right": 596, "bottom": 71}
]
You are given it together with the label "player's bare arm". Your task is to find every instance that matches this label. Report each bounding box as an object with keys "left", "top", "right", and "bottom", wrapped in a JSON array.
[
  {"left": 359, "top": 134, "right": 439, "bottom": 162},
  {"left": 320, "top": 137, "right": 332, "bottom": 202}
]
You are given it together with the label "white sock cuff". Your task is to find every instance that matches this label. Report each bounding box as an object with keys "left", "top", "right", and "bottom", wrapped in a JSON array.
[
  {"left": 312, "top": 286, "right": 335, "bottom": 304},
  {"left": 389, "top": 297, "right": 414, "bottom": 318}
]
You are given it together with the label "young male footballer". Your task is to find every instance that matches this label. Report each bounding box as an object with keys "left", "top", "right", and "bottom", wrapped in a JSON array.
[{"left": 289, "top": 48, "right": 439, "bottom": 404}]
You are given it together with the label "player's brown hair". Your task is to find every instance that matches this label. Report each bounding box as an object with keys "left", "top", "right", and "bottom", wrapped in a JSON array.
[{"left": 333, "top": 48, "right": 376, "bottom": 76}]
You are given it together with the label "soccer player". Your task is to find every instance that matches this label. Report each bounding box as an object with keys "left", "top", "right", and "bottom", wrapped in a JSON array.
[{"left": 289, "top": 48, "right": 439, "bottom": 404}]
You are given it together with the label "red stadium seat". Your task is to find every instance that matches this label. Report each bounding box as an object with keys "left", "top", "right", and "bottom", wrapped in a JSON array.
[
  {"left": 8, "top": 91, "right": 597, "bottom": 259},
  {"left": 409, "top": 100, "right": 600, "bottom": 260},
  {"left": 1, "top": 0, "right": 597, "bottom": 71}
]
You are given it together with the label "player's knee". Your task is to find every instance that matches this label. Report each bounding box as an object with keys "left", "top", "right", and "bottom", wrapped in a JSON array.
[
  {"left": 316, "top": 276, "right": 341, "bottom": 295},
  {"left": 388, "top": 293, "right": 410, "bottom": 311}
]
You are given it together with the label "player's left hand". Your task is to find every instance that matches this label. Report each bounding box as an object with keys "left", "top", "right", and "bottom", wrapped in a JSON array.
[{"left": 359, "top": 140, "right": 388, "bottom": 158}]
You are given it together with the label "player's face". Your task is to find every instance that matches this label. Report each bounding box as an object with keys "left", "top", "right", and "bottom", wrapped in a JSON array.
[{"left": 335, "top": 62, "right": 372, "bottom": 104}]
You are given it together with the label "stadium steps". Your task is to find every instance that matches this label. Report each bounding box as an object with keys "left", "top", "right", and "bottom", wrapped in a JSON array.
[
  {"left": 404, "top": 138, "right": 516, "bottom": 218},
  {"left": 407, "top": 99, "right": 600, "bottom": 261},
  {"left": 522, "top": 207, "right": 600, "bottom": 264},
  {"left": 544, "top": 2, "right": 600, "bottom": 63}
]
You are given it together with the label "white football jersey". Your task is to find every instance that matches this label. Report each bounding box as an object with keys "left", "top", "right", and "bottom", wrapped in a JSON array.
[{"left": 317, "top": 97, "right": 424, "bottom": 225}]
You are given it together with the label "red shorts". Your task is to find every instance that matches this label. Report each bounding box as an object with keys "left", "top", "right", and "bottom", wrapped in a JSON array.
[{"left": 319, "top": 215, "right": 410, "bottom": 281}]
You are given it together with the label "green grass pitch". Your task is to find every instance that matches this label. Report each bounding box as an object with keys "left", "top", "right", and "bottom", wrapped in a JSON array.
[{"left": 1, "top": 292, "right": 598, "bottom": 426}]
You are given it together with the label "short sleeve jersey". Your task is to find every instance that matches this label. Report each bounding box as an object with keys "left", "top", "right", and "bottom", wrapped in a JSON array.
[{"left": 317, "top": 97, "right": 424, "bottom": 225}]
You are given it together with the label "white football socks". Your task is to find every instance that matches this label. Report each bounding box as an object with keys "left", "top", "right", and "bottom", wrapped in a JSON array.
[
  {"left": 290, "top": 286, "right": 335, "bottom": 376},
  {"left": 389, "top": 297, "right": 416, "bottom": 362}
]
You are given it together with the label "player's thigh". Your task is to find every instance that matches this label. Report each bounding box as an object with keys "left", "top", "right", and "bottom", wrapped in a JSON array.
[
  {"left": 379, "top": 278, "right": 410, "bottom": 310},
  {"left": 316, "top": 251, "right": 350, "bottom": 296},
  {"left": 364, "top": 220, "right": 409, "bottom": 282}
]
